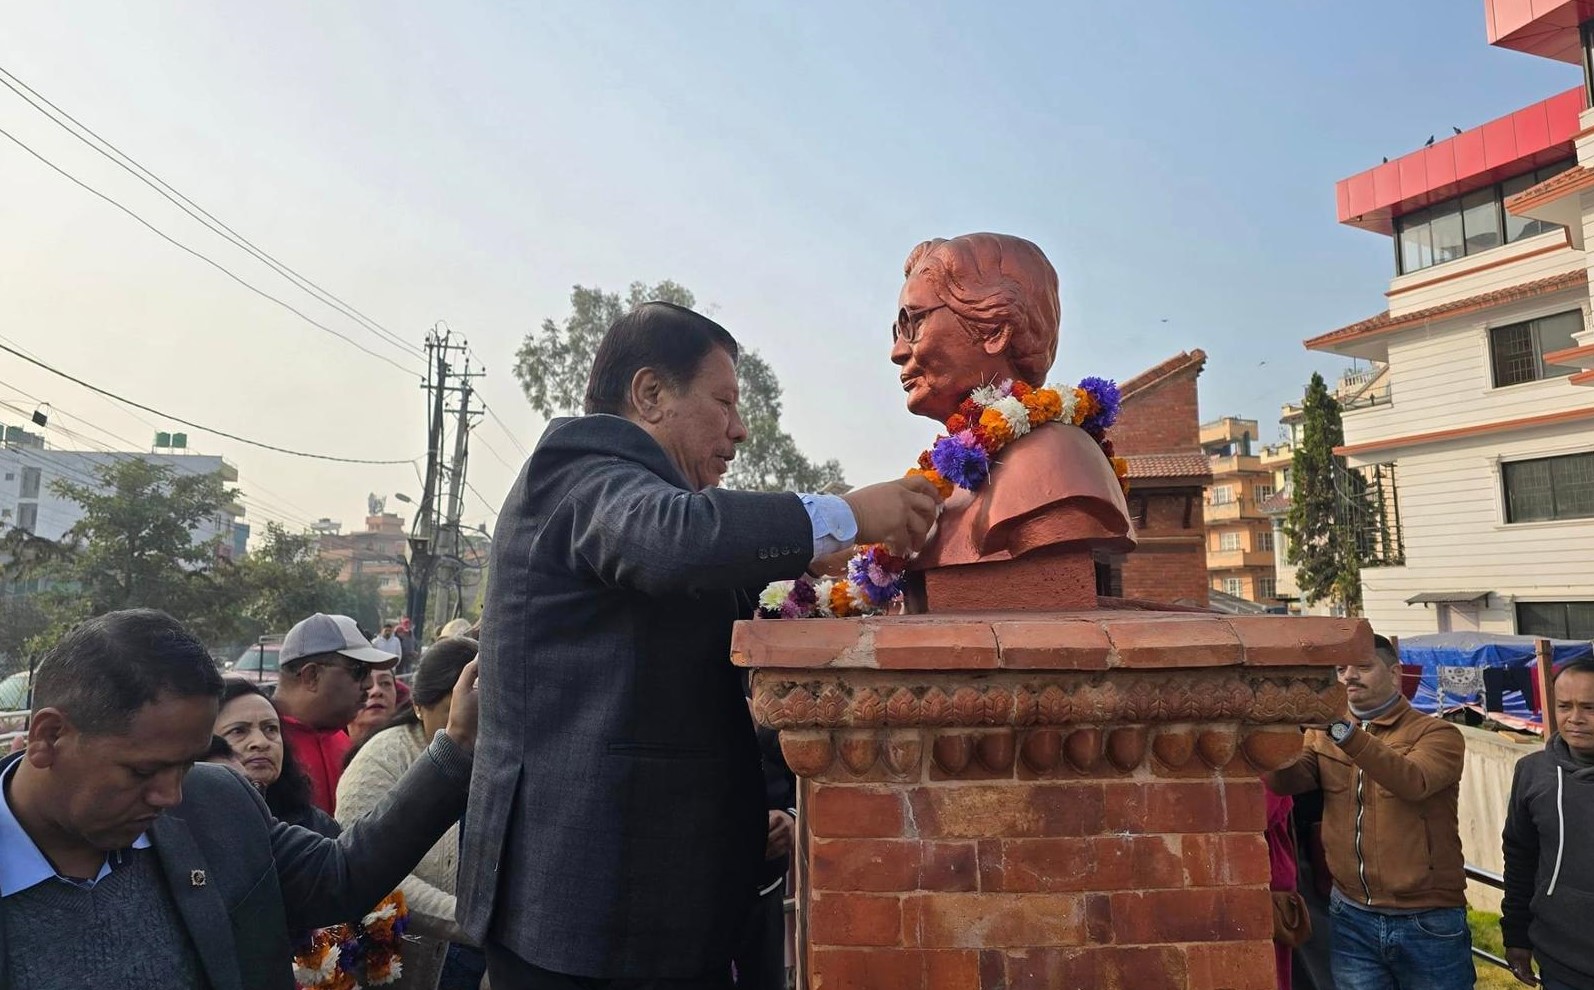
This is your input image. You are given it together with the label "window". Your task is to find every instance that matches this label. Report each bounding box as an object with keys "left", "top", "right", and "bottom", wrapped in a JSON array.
[
  {"left": 1395, "top": 158, "right": 1575, "bottom": 274},
  {"left": 1503, "top": 452, "right": 1594, "bottom": 523},
  {"left": 1490, "top": 310, "right": 1583, "bottom": 387},
  {"left": 19, "top": 467, "right": 39, "bottom": 499},
  {"left": 1219, "top": 531, "right": 1242, "bottom": 551},
  {"left": 1254, "top": 484, "right": 1275, "bottom": 502},
  {"left": 1211, "top": 486, "right": 1235, "bottom": 505},
  {"left": 1517, "top": 601, "right": 1594, "bottom": 640},
  {"left": 1223, "top": 578, "right": 1244, "bottom": 597},
  {"left": 16, "top": 503, "right": 36, "bottom": 533},
  {"left": 1257, "top": 529, "right": 1275, "bottom": 552},
  {"left": 1257, "top": 578, "right": 1278, "bottom": 601}
]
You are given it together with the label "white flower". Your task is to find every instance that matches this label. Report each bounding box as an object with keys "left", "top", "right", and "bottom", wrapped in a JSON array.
[
  {"left": 362, "top": 902, "right": 398, "bottom": 926},
  {"left": 989, "top": 396, "right": 1031, "bottom": 439},
  {"left": 814, "top": 579, "right": 837, "bottom": 618},
  {"left": 759, "top": 581, "right": 793, "bottom": 612},
  {"left": 1056, "top": 386, "right": 1079, "bottom": 423},
  {"left": 370, "top": 957, "right": 404, "bottom": 985},
  {"left": 969, "top": 383, "right": 1006, "bottom": 408}
]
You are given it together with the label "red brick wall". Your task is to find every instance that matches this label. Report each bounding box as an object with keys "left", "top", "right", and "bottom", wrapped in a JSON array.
[
  {"left": 800, "top": 776, "right": 1276, "bottom": 989},
  {"left": 1115, "top": 367, "right": 1202, "bottom": 455}
]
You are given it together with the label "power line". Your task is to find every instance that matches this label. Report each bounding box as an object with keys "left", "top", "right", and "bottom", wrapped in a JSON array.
[
  {"left": 473, "top": 433, "right": 517, "bottom": 473},
  {"left": 0, "top": 64, "right": 424, "bottom": 362},
  {"left": 482, "top": 402, "right": 531, "bottom": 458},
  {"left": 0, "top": 122, "right": 421, "bottom": 377},
  {"left": 0, "top": 339, "right": 417, "bottom": 465}
]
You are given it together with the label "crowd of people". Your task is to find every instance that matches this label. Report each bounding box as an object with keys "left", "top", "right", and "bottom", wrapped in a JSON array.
[{"left": 0, "top": 292, "right": 1589, "bottom": 990}]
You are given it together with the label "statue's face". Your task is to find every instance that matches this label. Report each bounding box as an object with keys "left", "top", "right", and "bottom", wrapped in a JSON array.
[{"left": 891, "top": 264, "right": 1015, "bottom": 423}]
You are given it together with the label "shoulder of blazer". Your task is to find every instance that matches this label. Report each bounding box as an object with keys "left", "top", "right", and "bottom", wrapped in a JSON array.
[{"left": 167, "top": 765, "right": 276, "bottom": 862}]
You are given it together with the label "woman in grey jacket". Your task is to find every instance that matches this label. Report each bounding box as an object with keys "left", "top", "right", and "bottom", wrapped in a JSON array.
[
  {"left": 1502, "top": 658, "right": 1594, "bottom": 990},
  {"left": 338, "top": 637, "right": 483, "bottom": 990}
]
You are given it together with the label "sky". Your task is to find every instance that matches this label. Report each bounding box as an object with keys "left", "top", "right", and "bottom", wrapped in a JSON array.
[{"left": 0, "top": 1, "right": 1581, "bottom": 540}]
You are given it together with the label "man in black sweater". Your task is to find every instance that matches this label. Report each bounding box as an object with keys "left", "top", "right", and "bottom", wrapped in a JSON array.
[{"left": 1503, "top": 658, "right": 1594, "bottom": 990}]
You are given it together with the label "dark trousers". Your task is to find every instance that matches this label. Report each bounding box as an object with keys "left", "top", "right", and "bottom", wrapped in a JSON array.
[
  {"left": 485, "top": 944, "right": 733, "bottom": 990},
  {"left": 730, "top": 883, "right": 787, "bottom": 989}
]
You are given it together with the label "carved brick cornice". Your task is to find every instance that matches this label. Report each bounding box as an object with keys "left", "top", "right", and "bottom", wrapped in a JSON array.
[{"left": 750, "top": 668, "right": 1341, "bottom": 732}]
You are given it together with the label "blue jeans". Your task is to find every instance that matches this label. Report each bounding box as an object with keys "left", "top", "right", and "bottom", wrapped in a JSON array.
[{"left": 1329, "top": 898, "right": 1475, "bottom": 990}]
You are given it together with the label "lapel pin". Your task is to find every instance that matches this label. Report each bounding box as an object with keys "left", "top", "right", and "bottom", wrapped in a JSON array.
[{"left": 190, "top": 870, "right": 207, "bottom": 887}]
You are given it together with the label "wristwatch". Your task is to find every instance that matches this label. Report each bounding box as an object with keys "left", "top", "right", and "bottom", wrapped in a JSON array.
[{"left": 1328, "top": 720, "right": 1356, "bottom": 745}]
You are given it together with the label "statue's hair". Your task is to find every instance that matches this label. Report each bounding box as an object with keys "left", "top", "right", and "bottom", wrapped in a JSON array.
[{"left": 903, "top": 233, "right": 1060, "bottom": 385}]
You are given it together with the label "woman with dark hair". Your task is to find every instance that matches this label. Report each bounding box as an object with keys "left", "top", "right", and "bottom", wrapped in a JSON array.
[
  {"left": 337, "top": 637, "right": 482, "bottom": 990},
  {"left": 214, "top": 677, "right": 339, "bottom": 838}
]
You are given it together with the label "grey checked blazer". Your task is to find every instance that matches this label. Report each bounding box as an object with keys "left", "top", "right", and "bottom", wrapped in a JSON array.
[{"left": 457, "top": 414, "right": 812, "bottom": 980}]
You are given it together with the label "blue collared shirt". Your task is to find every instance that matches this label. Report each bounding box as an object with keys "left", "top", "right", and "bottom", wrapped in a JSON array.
[
  {"left": 800, "top": 493, "right": 857, "bottom": 558},
  {"left": 0, "top": 759, "right": 150, "bottom": 897}
]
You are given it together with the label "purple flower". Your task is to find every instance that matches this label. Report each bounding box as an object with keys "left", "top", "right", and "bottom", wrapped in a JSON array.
[
  {"left": 1078, "top": 376, "right": 1121, "bottom": 432},
  {"left": 847, "top": 546, "right": 904, "bottom": 606},
  {"left": 781, "top": 577, "right": 819, "bottom": 618},
  {"left": 929, "top": 434, "right": 990, "bottom": 490},
  {"left": 338, "top": 937, "right": 362, "bottom": 970}
]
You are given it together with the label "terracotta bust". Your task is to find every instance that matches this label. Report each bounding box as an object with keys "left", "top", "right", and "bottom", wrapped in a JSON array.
[{"left": 891, "top": 233, "right": 1135, "bottom": 609}]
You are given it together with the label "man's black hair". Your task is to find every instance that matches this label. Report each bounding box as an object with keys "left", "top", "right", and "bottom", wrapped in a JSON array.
[
  {"left": 583, "top": 302, "right": 740, "bottom": 416},
  {"left": 1372, "top": 633, "right": 1400, "bottom": 666},
  {"left": 1555, "top": 656, "right": 1594, "bottom": 682},
  {"left": 32, "top": 608, "right": 224, "bottom": 734}
]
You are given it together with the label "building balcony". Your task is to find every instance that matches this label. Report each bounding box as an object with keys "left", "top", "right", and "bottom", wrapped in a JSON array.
[
  {"left": 1204, "top": 498, "right": 1269, "bottom": 522},
  {"left": 1207, "top": 548, "right": 1275, "bottom": 571}
]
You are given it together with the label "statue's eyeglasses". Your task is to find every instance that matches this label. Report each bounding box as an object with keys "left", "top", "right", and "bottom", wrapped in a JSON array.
[{"left": 892, "top": 304, "right": 948, "bottom": 345}]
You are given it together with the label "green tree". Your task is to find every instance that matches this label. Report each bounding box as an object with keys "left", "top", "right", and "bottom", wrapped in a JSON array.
[
  {"left": 234, "top": 522, "right": 367, "bottom": 637},
  {"left": 514, "top": 281, "right": 844, "bottom": 492},
  {"left": 50, "top": 458, "right": 244, "bottom": 639},
  {"left": 1283, "top": 373, "right": 1362, "bottom": 613}
]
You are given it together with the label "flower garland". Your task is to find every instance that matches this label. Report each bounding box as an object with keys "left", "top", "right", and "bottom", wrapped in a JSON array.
[
  {"left": 293, "top": 890, "right": 409, "bottom": 990},
  {"left": 758, "top": 376, "right": 1126, "bottom": 620}
]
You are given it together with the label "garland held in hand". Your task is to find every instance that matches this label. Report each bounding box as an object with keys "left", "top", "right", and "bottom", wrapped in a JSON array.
[
  {"left": 759, "top": 376, "right": 1126, "bottom": 620},
  {"left": 292, "top": 890, "right": 409, "bottom": 989}
]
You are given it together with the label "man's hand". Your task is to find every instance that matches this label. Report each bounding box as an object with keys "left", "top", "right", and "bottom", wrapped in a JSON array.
[
  {"left": 765, "top": 810, "right": 795, "bottom": 859},
  {"left": 1506, "top": 947, "right": 1538, "bottom": 986},
  {"left": 842, "top": 476, "right": 943, "bottom": 556},
  {"left": 444, "top": 659, "right": 480, "bottom": 754}
]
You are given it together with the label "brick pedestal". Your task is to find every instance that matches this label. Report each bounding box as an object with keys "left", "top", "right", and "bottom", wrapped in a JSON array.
[{"left": 732, "top": 610, "right": 1364, "bottom": 990}]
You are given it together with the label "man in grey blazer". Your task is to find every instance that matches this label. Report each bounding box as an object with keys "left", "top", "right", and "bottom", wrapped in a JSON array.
[
  {"left": 458, "top": 302, "right": 940, "bottom": 988},
  {"left": 0, "top": 608, "right": 479, "bottom": 990}
]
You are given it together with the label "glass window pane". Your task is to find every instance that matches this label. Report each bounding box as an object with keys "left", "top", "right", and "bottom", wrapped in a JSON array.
[
  {"left": 1567, "top": 602, "right": 1594, "bottom": 640},
  {"left": 1536, "top": 309, "right": 1584, "bottom": 379},
  {"left": 1398, "top": 210, "right": 1433, "bottom": 273},
  {"left": 1491, "top": 322, "right": 1538, "bottom": 386},
  {"left": 1517, "top": 602, "right": 1570, "bottom": 639},
  {"left": 1429, "top": 202, "right": 1465, "bottom": 264},
  {"left": 1503, "top": 174, "right": 1541, "bottom": 242},
  {"left": 1504, "top": 459, "right": 1555, "bottom": 522},
  {"left": 1462, "top": 188, "right": 1502, "bottom": 254},
  {"left": 1549, "top": 453, "right": 1594, "bottom": 520}
]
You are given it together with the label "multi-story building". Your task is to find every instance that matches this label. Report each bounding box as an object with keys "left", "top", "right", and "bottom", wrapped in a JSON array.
[
  {"left": 315, "top": 512, "right": 411, "bottom": 613},
  {"left": 0, "top": 426, "right": 244, "bottom": 562},
  {"left": 1306, "top": 3, "right": 1594, "bottom": 638},
  {"left": 1200, "top": 417, "right": 1278, "bottom": 603}
]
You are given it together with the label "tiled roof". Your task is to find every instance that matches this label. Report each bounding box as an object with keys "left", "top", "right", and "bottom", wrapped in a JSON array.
[
  {"left": 1305, "top": 269, "right": 1587, "bottom": 351},
  {"left": 1258, "top": 492, "right": 1291, "bottom": 515},
  {"left": 1123, "top": 452, "right": 1211, "bottom": 481},
  {"left": 1120, "top": 350, "right": 1207, "bottom": 398}
]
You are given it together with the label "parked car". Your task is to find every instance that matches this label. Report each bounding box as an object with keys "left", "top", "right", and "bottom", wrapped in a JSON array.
[{"left": 227, "top": 640, "right": 283, "bottom": 694}]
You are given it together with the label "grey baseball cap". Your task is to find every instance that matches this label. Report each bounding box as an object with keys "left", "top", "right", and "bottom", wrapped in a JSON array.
[{"left": 279, "top": 613, "right": 399, "bottom": 668}]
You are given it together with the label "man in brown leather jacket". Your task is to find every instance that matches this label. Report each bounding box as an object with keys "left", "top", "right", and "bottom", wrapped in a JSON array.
[{"left": 1265, "top": 634, "right": 1473, "bottom": 990}]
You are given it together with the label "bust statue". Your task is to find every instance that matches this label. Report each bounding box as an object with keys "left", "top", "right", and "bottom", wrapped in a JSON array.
[{"left": 891, "top": 233, "right": 1134, "bottom": 609}]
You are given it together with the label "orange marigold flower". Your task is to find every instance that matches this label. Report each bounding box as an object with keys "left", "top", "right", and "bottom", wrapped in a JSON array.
[
  {"left": 1010, "top": 380, "right": 1032, "bottom": 399},
  {"left": 907, "top": 467, "right": 954, "bottom": 500},
  {"left": 1074, "top": 387, "right": 1099, "bottom": 421},
  {"left": 978, "top": 406, "right": 1014, "bottom": 446},
  {"left": 917, "top": 449, "right": 935, "bottom": 471},
  {"left": 1111, "top": 456, "right": 1129, "bottom": 478},
  {"left": 829, "top": 582, "right": 854, "bottom": 617},
  {"left": 945, "top": 413, "right": 968, "bottom": 434},
  {"left": 1022, "top": 388, "right": 1062, "bottom": 426}
]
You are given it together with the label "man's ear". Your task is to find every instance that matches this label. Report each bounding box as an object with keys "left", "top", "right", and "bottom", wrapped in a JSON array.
[
  {"left": 980, "top": 325, "right": 1013, "bottom": 356},
  {"left": 24, "top": 708, "right": 71, "bottom": 768},
  {"left": 628, "top": 368, "right": 668, "bottom": 424}
]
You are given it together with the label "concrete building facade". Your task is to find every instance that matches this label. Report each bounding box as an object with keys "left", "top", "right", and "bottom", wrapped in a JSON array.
[{"left": 1199, "top": 417, "right": 1278, "bottom": 604}]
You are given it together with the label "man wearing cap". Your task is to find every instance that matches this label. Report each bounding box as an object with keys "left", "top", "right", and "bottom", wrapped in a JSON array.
[{"left": 272, "top": 613, "right": 398, "bottom": 815}]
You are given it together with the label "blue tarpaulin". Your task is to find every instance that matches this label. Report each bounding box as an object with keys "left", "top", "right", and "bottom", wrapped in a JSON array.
[{"left": 1397, "top": 633, "right": 1592, "bottom": 717}]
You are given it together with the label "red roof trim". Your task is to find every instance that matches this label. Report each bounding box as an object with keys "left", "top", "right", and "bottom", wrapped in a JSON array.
[{"left": 1119, "top": 349, "right": 1207, "bottom": 399}]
